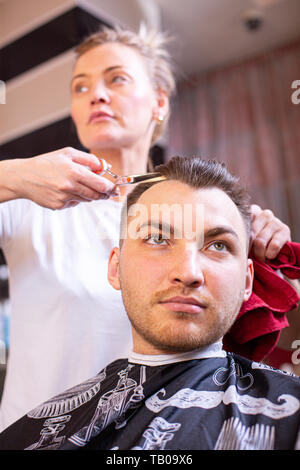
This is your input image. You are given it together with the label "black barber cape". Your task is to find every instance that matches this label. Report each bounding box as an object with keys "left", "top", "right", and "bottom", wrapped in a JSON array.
[{"left": 0, "top": 353, "right": 300, "bottom": 450}]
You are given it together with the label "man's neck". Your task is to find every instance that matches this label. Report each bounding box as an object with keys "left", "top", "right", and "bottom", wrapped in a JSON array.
[{"left": 128, "top": 341, "right": 226, "bottom": 366}]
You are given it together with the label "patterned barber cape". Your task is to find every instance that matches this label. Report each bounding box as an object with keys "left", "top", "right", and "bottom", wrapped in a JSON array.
[{"left": 0, "top": 353, "right": 300, "bottom": 450}]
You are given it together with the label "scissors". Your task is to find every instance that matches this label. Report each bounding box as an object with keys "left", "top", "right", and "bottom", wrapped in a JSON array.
[{"left": 94, "top": 158, "right": 166, "bottom": 186}]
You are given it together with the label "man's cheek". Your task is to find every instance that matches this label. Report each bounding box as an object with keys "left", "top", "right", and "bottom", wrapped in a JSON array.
[{"left": 210, "top": 279, "right": 238, "bottom": 307}]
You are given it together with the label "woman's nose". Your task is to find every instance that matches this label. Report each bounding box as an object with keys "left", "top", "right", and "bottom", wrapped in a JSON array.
[
  {"left": 168, "top": 248, "right": 205, "bottom": 288},
  {"left": 90, "top": 83, "right": 111, "bottom": 105}
]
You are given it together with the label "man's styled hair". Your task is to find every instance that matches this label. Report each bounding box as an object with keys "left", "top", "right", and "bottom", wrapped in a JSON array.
[
  {"left": 75, "top": 24, "right": 176, "bottom": 145},
  {"left": 120, "top": 156, "right": 252, "bottom": 246}
]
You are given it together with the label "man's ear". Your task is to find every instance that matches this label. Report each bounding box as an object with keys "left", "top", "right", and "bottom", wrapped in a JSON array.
[
  {"left": 243, "top": 258, "right": 254, "bottom": 302},
  {"left": 107, "top": 247, "right": 121, "bottom": 290}
]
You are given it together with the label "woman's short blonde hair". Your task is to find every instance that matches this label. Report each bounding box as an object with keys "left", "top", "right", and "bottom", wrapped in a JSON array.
[{"left": 75, "top": 24, "right": 176, "bottom": 145}]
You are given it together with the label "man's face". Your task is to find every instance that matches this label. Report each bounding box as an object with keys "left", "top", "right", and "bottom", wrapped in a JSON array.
[{"left": 108, "top": 181, "right": 253, "bottom": 355}]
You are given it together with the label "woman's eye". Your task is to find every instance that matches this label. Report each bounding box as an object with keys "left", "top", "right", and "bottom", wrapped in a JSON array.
[
  {"left": 74, "top": 84, "right": 89, "bottom": 94},
  {"left": 111, "top": 75, "right": 127, "bottom": 84},
  {"left": 208, "top": 241, "right": 228, "bottom": 252}
]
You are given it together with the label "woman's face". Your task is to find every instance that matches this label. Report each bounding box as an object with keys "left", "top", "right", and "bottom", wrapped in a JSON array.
[{"left": 71, "top": 42, "right": 162, "bottom": 152}]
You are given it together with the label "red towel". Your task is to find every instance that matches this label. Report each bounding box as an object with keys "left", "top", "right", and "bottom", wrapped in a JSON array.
[
  {"left": 264, "top": 346, "right": 293, "bottom": 370},
  {"left": 223, "top": 242, "right": 300, "bottom": 362}
]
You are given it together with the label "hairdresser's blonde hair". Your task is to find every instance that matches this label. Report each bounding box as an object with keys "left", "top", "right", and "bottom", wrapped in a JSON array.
[{"left": 75, "top": 24, "right": 176, "bottom": 146}]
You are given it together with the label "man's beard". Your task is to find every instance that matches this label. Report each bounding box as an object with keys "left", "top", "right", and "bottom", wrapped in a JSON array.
[
  {"left": 129, "top": 311, "right": 227, "bottom": 352},
  {"left": 120, "top": 284, "right": 246, "bottom": 353}
]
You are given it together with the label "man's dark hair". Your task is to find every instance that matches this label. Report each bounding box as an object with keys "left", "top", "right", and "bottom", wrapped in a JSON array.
[{"left": 120, "top": 156, "right": 251, "bottom": 246}]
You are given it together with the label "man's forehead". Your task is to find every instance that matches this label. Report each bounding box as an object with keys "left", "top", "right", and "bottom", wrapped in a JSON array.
[
  {"left": 136, "top": 180, "right": 238, "bottom": 218},
  {"left": 127, "top": 180, "right": 246, "bottom": 240}
]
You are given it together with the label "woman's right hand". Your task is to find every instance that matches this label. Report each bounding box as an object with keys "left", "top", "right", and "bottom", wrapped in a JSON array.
[{"left": 0, "top": 147, "right": 119, "bottom": 210}]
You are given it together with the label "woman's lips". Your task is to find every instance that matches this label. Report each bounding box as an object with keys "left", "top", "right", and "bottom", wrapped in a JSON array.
[
  {"left": 88, "top": 111, "right": 114, "bottom": 124},
  {"left": 159, "top": 296, "right": 207, "bottom": 314}
]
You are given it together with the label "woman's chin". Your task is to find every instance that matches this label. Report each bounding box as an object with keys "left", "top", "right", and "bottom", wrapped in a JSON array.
[
  {"left": 82, "top": 129, "right": 147, "bottom": 153},
  {"left": 85, "top": 135, "right": 123, "bottom": 151}
]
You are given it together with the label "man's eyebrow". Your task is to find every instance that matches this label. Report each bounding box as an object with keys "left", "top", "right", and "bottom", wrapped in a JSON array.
[
  {"left": 137, "top": 220, "right": 175, "bottom": 235},
  {"left": 71, "top": 66, "right": 126, "bottom": 83},
  {"left": 204, "top": 226, "right": 239, "bottom": 240},
  {"left": 136, "top": 222, "right": 239, "bottom": 241}
]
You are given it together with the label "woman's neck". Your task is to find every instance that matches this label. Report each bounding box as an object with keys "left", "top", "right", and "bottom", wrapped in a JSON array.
[
  {"left": 91, "top": 147, "right": 148, "bottom": 176},
  {"left": 90, "top": 146, "right": 149, "bottom": 200}
]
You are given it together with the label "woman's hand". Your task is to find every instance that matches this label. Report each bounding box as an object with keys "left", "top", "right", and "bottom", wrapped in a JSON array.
[
  {"left": 250, "top": 204, "right": 291, "bottom": 260},
  {"left": 0, "top": 147, "right": 119, "bottom": 210}
]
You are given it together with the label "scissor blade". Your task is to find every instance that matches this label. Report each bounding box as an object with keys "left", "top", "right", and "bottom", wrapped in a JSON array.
[{"left": 115, "top": 173, "right": 166, "bottom": 185}]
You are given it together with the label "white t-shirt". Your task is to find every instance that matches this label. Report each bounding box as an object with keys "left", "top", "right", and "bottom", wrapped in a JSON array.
[{"left": 0, "top": 198, "right": 132, "bottom": 430}]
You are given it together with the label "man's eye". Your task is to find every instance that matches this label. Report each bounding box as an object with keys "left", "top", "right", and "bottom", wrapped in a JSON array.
[
  {"left": 208, "top": 241, "right": 228, "bottom": 252},
  {"left": 145, "top": 234, "right": 168, "bottom": 245}
]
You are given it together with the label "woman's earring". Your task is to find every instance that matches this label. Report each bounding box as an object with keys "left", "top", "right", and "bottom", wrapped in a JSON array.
[{"left": 153, "top": 110, "right": 164, "bottom": 124}]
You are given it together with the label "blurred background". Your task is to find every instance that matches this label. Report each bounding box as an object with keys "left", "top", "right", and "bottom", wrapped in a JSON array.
[{"left": 0, "top": 0, "right": 300, "bottom": 392}]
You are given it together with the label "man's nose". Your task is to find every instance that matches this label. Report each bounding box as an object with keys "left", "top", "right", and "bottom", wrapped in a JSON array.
[
  {"left": 90, "top": 83, "right": 111, "bottom": 105},
  {"left": 168, "top": 247, "right": 204, "bottom": 288}
]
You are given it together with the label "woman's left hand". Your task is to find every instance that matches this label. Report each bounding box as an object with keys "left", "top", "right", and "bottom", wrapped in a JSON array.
[{"left": 250, "top": 204, "right": 291, "bottom": 260}]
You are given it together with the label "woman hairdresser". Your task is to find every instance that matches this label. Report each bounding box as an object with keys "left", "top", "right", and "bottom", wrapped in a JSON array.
[{"left": 0, "top": 26, "right": 291, "bottom": 430}]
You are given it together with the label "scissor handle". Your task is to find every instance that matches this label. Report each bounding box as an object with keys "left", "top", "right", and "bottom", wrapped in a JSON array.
[{"left": 93, "top": 158, "right": 109, "bottom": 176}]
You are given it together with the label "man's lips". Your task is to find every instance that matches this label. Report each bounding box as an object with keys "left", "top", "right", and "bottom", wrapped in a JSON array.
[
  {"left": 88, "top": 111, "right": 115, "bottom": 123},
  {"left": 159, "top": 296, "right": 207, "bottom": 314}
]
